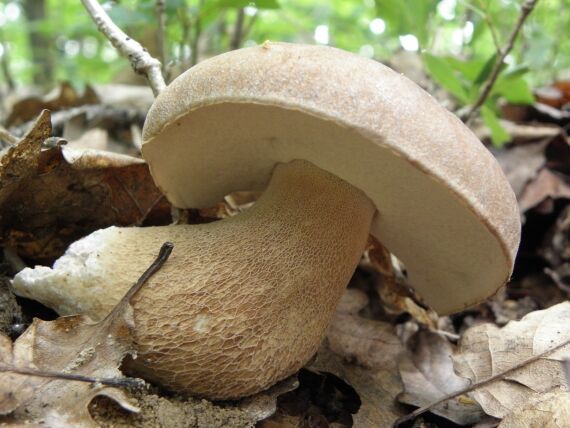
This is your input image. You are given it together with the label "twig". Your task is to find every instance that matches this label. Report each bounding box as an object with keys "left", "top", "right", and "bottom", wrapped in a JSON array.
[
  {"left": 0, "top": 125, "right": 18, "bottom": 145},
  {"left": 0, "top": 243, "right": 173, "bottom": 388},
  {"left": 155, "top": 0, "right": 167, "bottom": 74},
  {"left": 462, "top": 0, "right": 539, "bottom": 123},
  {"left": 80, "top": 0, "right": 166, "bottom": 96},
  {"left": 0, "top": 365, "right": 144, "bottom": 388},
  {"left": 121, "top": 242, "right": 173, "bottom": 303},
  {"left": 392, "top": 335, "right": 570, "bottom": 427},
  {"left": 230, "top": 8, "right": 245, "bottom": 50},
  {"left": 10, "top": 105, "right": 147, "bottom": 138}
]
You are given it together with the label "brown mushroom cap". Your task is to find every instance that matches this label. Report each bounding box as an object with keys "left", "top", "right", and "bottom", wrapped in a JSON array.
[{"left": 142, "top": 42, "right": 520, "bottom": 314}]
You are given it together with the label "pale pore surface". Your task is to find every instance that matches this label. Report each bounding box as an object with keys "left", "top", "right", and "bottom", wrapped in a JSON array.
[
  {"left": 13, "top": 161, "right": 375, "bottom": 399},
  {"left": 144, "top": 102, "right": 511, "bottom": 314}
]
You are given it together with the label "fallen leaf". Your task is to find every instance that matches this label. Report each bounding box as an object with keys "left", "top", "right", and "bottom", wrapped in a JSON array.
[
  {"left": 259, "top": 369, "right": 359, "bottom": 427},
  {"left": 492, "top": 141, "right": 546, "bottom": 198},
  {"left": 6, "top": 83, "right": 100, "bottom": 127},
  {"left": 0, "top": 111, "right": 170, "bottom": 262},
  {"left": 0, "top": 278, "right": 140, "bottom": 426},
  {"left": 301, "top": 286, "right": 407, "bottom": 427},
  {"left": 327, "top": 288, "right": 404, "bottom": 372},
  {"left": 453, "top": 301, "right": 570, "bottom": 419},
  {"left": 498, "top": 391, "right": 570, "bottom": 428},
  {"left": 518, "top": 168, "right": 570, "bottom": 214},
  {"left": 398, "top": 330, "right": 485, "bottom": 425},
  {"left": 365, "top": 237, "right": 436, "bottom": 326},
  {"left": 311, "top": 343, "right": 405, "bottom": 427}
]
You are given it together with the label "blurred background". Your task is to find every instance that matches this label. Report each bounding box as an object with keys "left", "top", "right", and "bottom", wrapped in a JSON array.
[{"left": 0, "top": 0, "right": 569, "bottom": 146}]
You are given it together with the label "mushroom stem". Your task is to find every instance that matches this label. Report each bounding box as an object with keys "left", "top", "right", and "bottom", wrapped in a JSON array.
[{"left": 12, "top": 160, "right": 375, "bottom": 399}]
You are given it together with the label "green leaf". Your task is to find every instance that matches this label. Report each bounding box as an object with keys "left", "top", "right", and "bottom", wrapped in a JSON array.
[
  {"left": 423, "top": 53, "right": 469, "bottom": 103},
  {"left": 502, "top": 64, "right": 530, "bottom": 80},
  {"left": 492, "top": 76, "right": 535, "bottom": 104},
  {"left": 481, "top": 106, "right": 510, "bottom": 147},
  {"left": 444, "top": 57, "right": 488, "bottom": 82},
  {"left": 255, "top": 0, "right": 280, "bottom": 8},
  {"left": 473, "top": 53, "right": 498, "bottom": 85}
]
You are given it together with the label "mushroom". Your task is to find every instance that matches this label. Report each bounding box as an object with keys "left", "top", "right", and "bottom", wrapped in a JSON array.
[{"left": 12, "top": 43, "right": 521, "bottom": 399}]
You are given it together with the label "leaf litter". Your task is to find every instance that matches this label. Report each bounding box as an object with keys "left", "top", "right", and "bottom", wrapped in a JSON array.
[{"left": 2, "top": 80, "right": 570, "bottom": 427}]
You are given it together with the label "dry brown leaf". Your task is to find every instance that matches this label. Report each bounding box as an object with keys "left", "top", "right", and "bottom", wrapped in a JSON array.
[
  {"left": 366, "top": 237, "right": 436, "bottom": 326},
  {"left": 498, "top": 391, "right": 570, "bottom": 428},
  {"left": 302, "top": 288, "right": 407, "bottom": 427},
  {"left": 518, "top": 168, "right": 570, "bottom": 214},
  {"left": 311, "top": 343, "right": 405, "bottom": 427},
  {"left": 0, "top": 111, "right": 170, "bottom": 262},
  {"left": 0, "top": 286, "right": 140, "bottom": 426},
  {"left": 6, "top": 83, "right": 100, "bottom": 127},
  {"left": 453, "top": 301, "right": 570, "bottom": 419},
  {"left": 398, "top": 330, "right": 485, "bottom": 425},
  {"left": 327, "top": 289, "right": 404, "bottom": 372},
  {"left": 493, "top": 141, "right": 547, "bottom": 198}
]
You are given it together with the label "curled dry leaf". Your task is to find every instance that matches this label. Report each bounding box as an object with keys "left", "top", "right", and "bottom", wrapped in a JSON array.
[
  {"left": 398, "top": 330, "right": 485, "bottom": 425},
  {"left": 518, "top": 168, "right": 570, "bottom": 214},
  {"left": 0, "top": 110, "right": 170, "bottom": 262},
  {"left": 453, "top": 301, "right": 570, "bottom": 419},
  {"left": 365, "top": 237, "right": 436, "bottom": 326},
  {"left": 0, "top": 291, "right": 139, "bottom": 426},
  {"left": 311, "top": 342, "right": 404, "bottom": 428},
  {"left": 498, "top": 391, "right": 570, "bottom": 428},
  {"left": 6, "top": 82, "right": 100, "bottom": 127},
  {"left": 492, "top": 141, "right": 546, "bottom": 200},
  {"left": 307, "top": 287, "right": 406, "bottom": 427}
]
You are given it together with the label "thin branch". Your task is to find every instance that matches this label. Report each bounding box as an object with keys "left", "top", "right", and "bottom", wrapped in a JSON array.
[
  {"left": 462, "top": 0, "right": 539, "bottom": 123},
  {"left": 392, "top": 335, "right": 570, "bottom": 427},
  {"left": 121, "top": 242, "right": 173, "bottom": 304},
  {"left": 155, "top": 0, "right": 167, "bottom": 74},
  {"left": 0, "top": 125, "right": 18, "bottom": 145},
  {"left": 80, "top": 0, "right": 166, "bottom": 96},
  {"left": 0, "top": 365, "right": 144, "bottom": 388},
  {"left": 474, "top": 0, "right": 501, "bottom": 49},
  {"left": 230, "top": 8, "right": 245, "bottom": 50}
]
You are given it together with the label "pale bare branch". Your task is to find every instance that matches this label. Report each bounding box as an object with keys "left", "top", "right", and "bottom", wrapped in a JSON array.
[{"left": 81, "top": 0, "right": 166, "bottom": 96}]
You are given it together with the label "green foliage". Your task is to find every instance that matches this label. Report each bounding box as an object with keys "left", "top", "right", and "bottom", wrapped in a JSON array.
[{"left": 0, "top": 0, "right": 568, "bottom": 146}]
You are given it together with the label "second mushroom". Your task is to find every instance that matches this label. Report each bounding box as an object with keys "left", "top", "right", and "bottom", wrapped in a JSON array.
[{"left": 12, "top": 43, "right": 521, "bottom": 400}]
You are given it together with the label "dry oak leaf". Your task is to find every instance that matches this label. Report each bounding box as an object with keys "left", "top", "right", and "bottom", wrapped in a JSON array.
[
  {"left": 498, "top": 391, "right": 570, "bottom": 428},
  {"left": 0, "top": 253, "right": 147, "bottom": 427},
  {"left": 398, "top": 330, "right": 485, "bottom": 425},
  {"left": 453, "top": 301, "right": 570, "bottom": 419},
  {"left": 327, "top": 288, "right": 404, "bottom": 372},
  {"left": 309, "top": 288, "right": 406, "bottom": 427},
  {"left": 0, "top": 110, "right": 170, "bottom": 262},
  {"left": 6, "top": 82, "right": 100, "bottom": 127}
]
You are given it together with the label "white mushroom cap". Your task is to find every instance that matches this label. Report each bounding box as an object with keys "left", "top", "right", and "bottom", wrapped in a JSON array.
[{"left": 142, "top": 42, "right": 520, "bottom": 314}]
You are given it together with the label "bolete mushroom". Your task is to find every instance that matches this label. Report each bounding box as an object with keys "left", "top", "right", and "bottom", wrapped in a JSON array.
[{"left": 12, "top": 43, "right": 521, "bottom": 399}]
